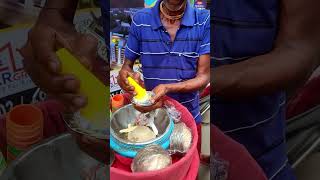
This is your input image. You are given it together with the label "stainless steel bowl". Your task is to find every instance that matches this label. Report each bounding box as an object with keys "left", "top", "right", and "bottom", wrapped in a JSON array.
[
  {"left": 110, "top": 104, "right": 171, "bottom": 145},
  {"left": 131, "top": 145, "right": 172, "bottom": 172},
  {"left": 63, "top": 112, "right": 110, "bottom": 165},
  {"left": 169, "top": 122, "right": 192, "bottom": 154},
  {"left": 63, "top": 112, "right": 109, "bottom": 140},
  {"left": 0, "top": 134, "right": 108, "bottom": 180},
  {"left": 131, "top": 91, "right": 155, "bottom": 107}
]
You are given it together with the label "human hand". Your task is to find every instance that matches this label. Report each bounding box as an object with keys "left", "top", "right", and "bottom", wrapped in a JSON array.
[
  {"left": 133, "top": 84, "right": 168, "bottom": 113},
  {"left": 117, "top": 69, "right": 142, "bottom": 95},
  {"left": 19, "top": 14, "right": 98, "bottom": 112}
]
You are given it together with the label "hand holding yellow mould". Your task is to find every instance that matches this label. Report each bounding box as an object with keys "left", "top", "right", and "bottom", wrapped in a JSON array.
[{"left": 56, "top": 48, "right": 107, "bottom": 127}]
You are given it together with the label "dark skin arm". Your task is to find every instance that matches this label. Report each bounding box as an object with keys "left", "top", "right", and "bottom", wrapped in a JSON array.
[
  {"left": 20, "top": 0, "right": 107, "bottom": 164},
  {"left": 166, "top": 54, "right": 210, "bottom": 93},
  {"left": 212, "top": 0, "right": 320, "bottom": 99},
  {"left": 117, "top": 59, "right": 143, "bottom": 95},
  {"left": 121, "top": 0, "right": 210, "bottom": 112},
  {"left": 21, "top": 0, "right": 98, "bottom": 111},
  {"left": 135, "top": 54, "right": 210, "bottom": 113}
]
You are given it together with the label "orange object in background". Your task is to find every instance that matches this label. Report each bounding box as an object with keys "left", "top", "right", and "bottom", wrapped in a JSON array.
[
  {"left": 6, "top": 104, "right": 43, "bottom": 162},
  {"left": 112, "top": 94, "right": 125, "bottom": 112}
]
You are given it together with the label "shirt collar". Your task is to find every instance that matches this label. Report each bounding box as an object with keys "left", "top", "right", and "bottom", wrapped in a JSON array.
[
  {"left": 180, "top": 1, "right": 195, "bottom": 27},
  {"left": 150, "top": 0, "right": 195, "bottom": 30}
]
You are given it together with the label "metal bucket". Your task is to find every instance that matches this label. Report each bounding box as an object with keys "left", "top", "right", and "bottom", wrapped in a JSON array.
[
  {"left": 0, "top": 133, "right": 108, "bottom": 180},
  {"left": 110, "top": 104, "right": 174, "bottom": 157}
]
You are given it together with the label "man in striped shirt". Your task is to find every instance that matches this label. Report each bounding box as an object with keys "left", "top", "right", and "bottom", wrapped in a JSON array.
[
  {"left": 212, "top": 0, "right": 320, "bottom": 179},
  {"left": 118, "top": 0, "right": 210, "bottom": 124}
]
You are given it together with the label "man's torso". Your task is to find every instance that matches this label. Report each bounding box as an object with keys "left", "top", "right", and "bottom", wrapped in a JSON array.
[
  {"left": 212, "top": 0, "right": 296, "bottom": 179},
  {"left": 129, "top": 1, "right": 210, "bottom": 123}
]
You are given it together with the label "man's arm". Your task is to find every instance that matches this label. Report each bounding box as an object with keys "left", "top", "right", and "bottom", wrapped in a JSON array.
[
  {"left": 121, "top": 58, "right": 135, "bottom": 71},
  {"left": 118, "top": 12, "right": 142, "bottom": 93},
  {"left": 117, "top": 59, "right": 142, "bottom": 93},
  {"left": 135, "top": 54, "right": 210, "bottom": 112},
  {"left": 166, "top": 54, "right": 210, "bottom": 93},
  {"left": 212, "top": 0, "right": 320, "bottom": 98},
  {"left": 20, "top": 0, "right": 98, "bottom": 111},
  {"left": 151, "top": 54, "right": 210, "bottom": 103}
]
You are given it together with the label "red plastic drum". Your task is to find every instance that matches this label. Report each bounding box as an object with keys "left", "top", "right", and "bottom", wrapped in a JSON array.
[{"left": 110, "top": 96, "right": 200, "bottom": 180}]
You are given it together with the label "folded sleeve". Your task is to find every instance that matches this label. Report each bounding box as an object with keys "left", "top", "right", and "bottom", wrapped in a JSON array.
[
  {"left": 198, "top": 12, "right": 210, "bottom": 56},
  {"left": 124, "top": 16, "right": 141, "bottom": 61}
]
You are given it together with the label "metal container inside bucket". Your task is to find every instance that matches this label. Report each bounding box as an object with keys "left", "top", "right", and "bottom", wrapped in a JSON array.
[
  {"left": 110, "top": 104, "right": 174, "bottom": 158},
  {"left": 63, "top": 112, "right": 110, "bottom": 165},
  {"left": 0, "top": 134, "right": 108, "bottom": 180},
  {"left": 63, "top": 112, "right": 109, "bottom": 140}
]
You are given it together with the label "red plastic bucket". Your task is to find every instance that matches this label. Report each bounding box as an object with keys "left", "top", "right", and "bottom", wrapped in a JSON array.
[{"left": 110, "top": 96, "right": 199, "bottom": 180}]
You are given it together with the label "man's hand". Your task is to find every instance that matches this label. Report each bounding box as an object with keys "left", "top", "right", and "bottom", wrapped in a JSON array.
[
  {"left": 117, "top": 60, "right": 142, "bottom": 94},
  {"left": 133, "top": 84, "right": 168, "bottom": 113},
  {"left": 19, "top": 10, "right": 98, "bottom": 112},
  {"left": 134, "top": 99, "right": 164, "bottom": 113},
  {"left": 151, "top": 84, "right": 169, "bottom": 103},
  {"left": 20, "top": 0, "right": 109, "bottom": 165}
]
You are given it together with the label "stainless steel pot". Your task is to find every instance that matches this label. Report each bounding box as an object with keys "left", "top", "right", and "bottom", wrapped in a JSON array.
[
  {"left": 110, "top": 104, "right": 171, "bottom": 145},
  {"left": 0, "top": 133, "right": 108, "bottom": 180}
]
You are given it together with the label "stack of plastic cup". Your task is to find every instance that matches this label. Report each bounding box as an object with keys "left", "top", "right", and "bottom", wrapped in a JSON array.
[
  {"left": 111, "top": 94, "right": 124, "bottom": 112},
  {"left": 6, "top": 104, "right": 43, "bottom": 162}
]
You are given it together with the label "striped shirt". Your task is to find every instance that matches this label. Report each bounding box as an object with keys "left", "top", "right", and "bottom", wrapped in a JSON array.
[
  {"left": 212, "top": 0, "right": 296, "bottom": 179},
  {"left": 125, "top": 0, "right": 210, "bottom": 124}
]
